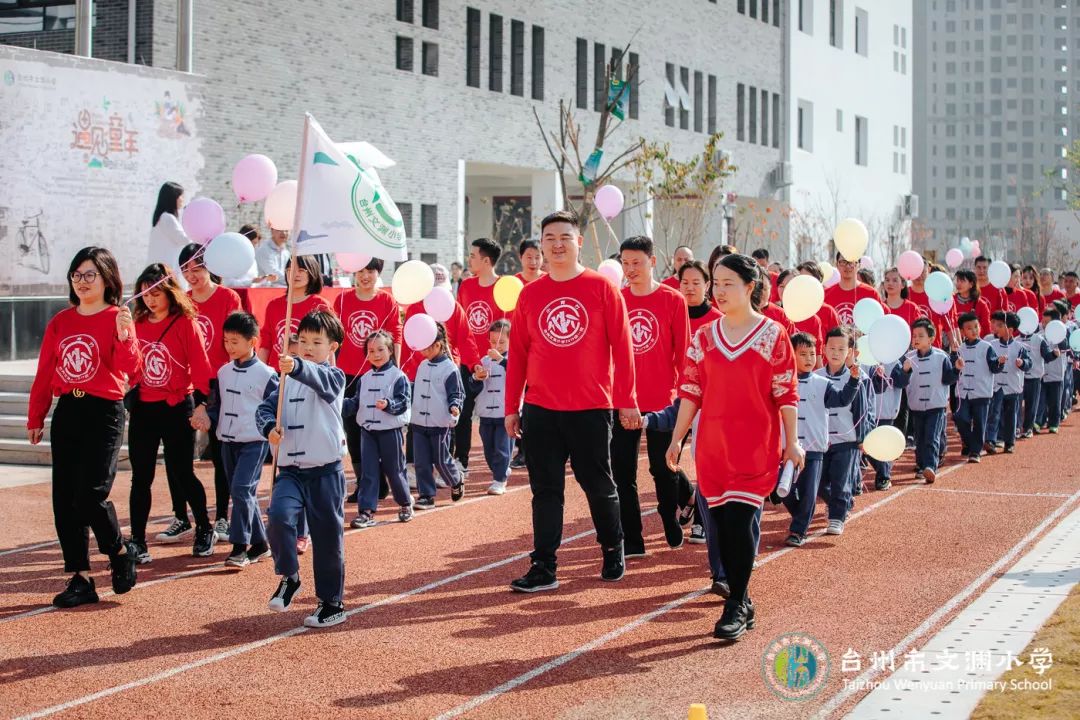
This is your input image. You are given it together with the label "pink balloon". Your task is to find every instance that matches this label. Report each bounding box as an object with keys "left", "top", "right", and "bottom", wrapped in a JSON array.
[
  {"left": 336, "top": 253, "right": 372, "bottom": 273},
  {"left": 231, "top": 154, "right": 278, "bottom": 204},
  {"left": 945, "top": 248, "right": 964, "bottom": 269},
  {"left": 594, "top": 185, "right": 625, "bottom": 220},
  {"left": 181, "top": 197, "right": 226, "bottom": 245},
  {"left": 929, "top": 296, "right": 954, "bottom": 314},
  {"left": 897, "top": 250, "right": 925, "bottom": 280},
  {"left": 422, "top": 286, "right": 456, "bottom": 322},
  {"left": 597, "top": 263, "right": 622, "bottom": 286},
  {"left": 404, "top": 313, "right": 438, "bottom": 351},
  {"left": 859, "top": 256, "right": 875, "bottom": 270}
]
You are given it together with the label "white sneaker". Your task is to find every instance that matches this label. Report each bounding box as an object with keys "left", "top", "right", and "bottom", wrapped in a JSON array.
[
  {"left": 826, "top": 519, "right": 845, "bottom": 535},
  {"left": 213, "top": 518, "right": 230, "bottom": 542},
  {"left": 156, "top": 518, "right": 193, "bottom": 543},
  {"left": 303, "top": 601, "right": 346, "bottom": 628},
  {"left": 487, "top": 481, "right": 506, "bottom": 495},
  {"left": 688, "top": 524, "right": 706, "bottom": 544}
]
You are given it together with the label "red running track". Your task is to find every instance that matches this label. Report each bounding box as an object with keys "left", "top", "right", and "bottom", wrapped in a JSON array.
[{"left": 0, "top": 420, "right": 1077, "bottom": 719}]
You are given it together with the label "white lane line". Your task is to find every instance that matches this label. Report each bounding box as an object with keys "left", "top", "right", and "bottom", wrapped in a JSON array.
[
  {"left": 924, "top": 487, "right": 1072, "bottom": 499},
  {"left": 0, "top": 484, "right": 531, "bottom": 626},
  {"left": 810, "top": 485, "right": 1080, "bottom": 720},
  {"left": 429, "top": 462, "right": 970, "bottom": 720}
]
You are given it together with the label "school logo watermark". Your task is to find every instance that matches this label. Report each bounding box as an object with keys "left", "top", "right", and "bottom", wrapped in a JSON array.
[
  {"left": 761, "top": 632, "right": 830, "bottom": 701},
  {"left": 539, "top": 297, "right": 588, "bottom": 348},
  {"left": 141, "top": 341, "right": 175, "bottom": 387},
  {"left": 195, "top": 315, "right": 214, "bottom": 351},
  {"left": 628, "top": 308, "right": 660, "bottom": 354},
  {"left": 466, "top": 301, "right": 494, "bottom": 335},
  {"left": 347, "top": 309, "right": 379, "bottom": 348},
  {"left": 57, "top": 334, "right": 99, "bottom": 384}
]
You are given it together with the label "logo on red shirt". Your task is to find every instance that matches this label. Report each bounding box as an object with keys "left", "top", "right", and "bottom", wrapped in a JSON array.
[
  {"left": 538, "top": 297, "right": 588, "bottom": 347},
  {"left": 141, "top": 341, "right": 175, "bottom": 387},
  {"left": 195, "top": 315, "right": 213, "bottom": 351},
  {"left": 628, "top": 308, "right": 660, "bottom": 354},
  {"left": 833, "top": 302, "right": 855, "bottom": 326},
  {"left": 275, "top": 319, "right": 299, "bottom": 354},
  {"left": 57, "top": 334, "right": 100, "bottom": 384},
  {"left": 347, "top": 310, "right": 379, "bottom": 348},
  {"left": 466, "top": 301, "right": 493, "bottom": 335}
]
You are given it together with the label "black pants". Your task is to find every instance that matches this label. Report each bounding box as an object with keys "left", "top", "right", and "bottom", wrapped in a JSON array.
[
  {"left": 128, "top": 396, "right": 210, "bottom": 541},
  {"left": 523, "top": 404, "right": 623, "bottom": 569},
  {"left": 453, "top": 364, "right": 480, "bottom": 468},
  {"left": 206, "top": 380, "right": 228, "bottom": 520},
  {"left": 710, "top": 501, "right": 758, "bottom": 606},
  {"left": 343, "top": 376, "right": 390, "bottom": 496},
  {"left": 610, "top": 419, "right": 693, "bottom": 551},
  {"left": 52, "top": 393, "right": 126, "bottom": 573}
]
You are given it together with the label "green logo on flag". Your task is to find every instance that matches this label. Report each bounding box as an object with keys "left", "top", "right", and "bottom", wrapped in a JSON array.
[{"left": 349, "top": 161, "right": 406, "bottom": 250}]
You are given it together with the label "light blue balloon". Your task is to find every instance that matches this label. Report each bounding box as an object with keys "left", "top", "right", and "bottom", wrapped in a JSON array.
[
  {"left": 853, "top": 297, "right": 885, "bottom": 334},
  {"left": 925, "top": 271, "right": 954, "bottom": 303},
  {"left": 1070, "top": 329, "right": 1080, "bottom": 354}
]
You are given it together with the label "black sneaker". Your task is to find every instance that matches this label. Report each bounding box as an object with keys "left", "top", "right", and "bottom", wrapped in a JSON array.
[
  {"left": 156, "top": 517, "right": 193, "bottom": 543},
  {"left": 874, "top": 476, "right": 892, "bottom": 491},
  {"left": 983, "top": 443, "right": 997, "bottom": 455},
  {"left": 304, "top": 601, "right": 347, "bottom": 628},
  {"left": 225, "top": 543, "right": 249, "bottom": 569},
  {"left": 509, "top": 452, "right": 526, "bottom": 469},
  {"left": 600, "top": 545, "right": 625, "bottom": 582},
  {"left": 246, "top": 542, "right": 271, "bottom": 564},
  {"left": 663, "top": 514, "right": 685, "bottom": 548},
  {"left": 1004, "top": 445, "right": 1015, "bottom": 454},
  {"left": 713, "top": 598, "right": 752, "bottom": 641},
  {"left": 785, "top": 533, "right": 805, "bottom": 547},
  {"left": 678, "top": 499, "right": 696, "bottom": 527},
  {"left": 509, "top": 563, "right": 559, "bottom": 593},
  {"left": 268, "top": 576, "right": 302, "bottom": 611},
  {"left": 109, "top": 542, "right": 138, "bottom": 595},
  {"left": 451, "top": 481, "right": 465, "bottom": 502},
  {"left": 415, "top": 496, "right": 436, "bottom": 510},
  {"left": 624, "top": 542, "right": 648, "bottom": 559},
  {"left": 53, "top": 574, "right": 99, "bottom": 608},
  {"left": 710, "top": 579, "right": 731, "bottom": 598},
  {"left": 193, "top": 524, "right": 217, "bottom": 557},
  {"left": 129, "top": 539, "right": 152, "bottom": 564},
  {"left": 345, "top": 488, "right": 358, "bottom": 504}
]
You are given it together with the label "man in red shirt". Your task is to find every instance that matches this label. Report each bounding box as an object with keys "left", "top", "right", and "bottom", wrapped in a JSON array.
[
  {"left": 1062, "top": 271, "right": 1080, "bottom": 313},
  {"left": 824, "top": 252, "right": 883, "bottom": 326},
  {"left": 752, "top": 248, "right": 780, "bottom": 302},
  {"left": 515, "top": 239, "right": 545, "bottom": 285},
  {"left": 661, "top": 245, "right": 693, "bottom": 289},
  {"left": 506, "top": 209, "right": 638, "bottom": 592},
  {"left": 612, "top": 236, "right": 692, "bottom": 554},
  {"left": 974, "top": 255, "right": 1007, "bottom": 313},
  {"left": 454, "top": 238, "right": 505, "bottom": 472},
  {"left": 1038, "top": 267, "right": 1066, "bottom": 307}
]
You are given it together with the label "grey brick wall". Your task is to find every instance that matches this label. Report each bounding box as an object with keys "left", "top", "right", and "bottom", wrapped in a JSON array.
[{"left": 0, "top": 0, "right": 154, "bottom": 66}]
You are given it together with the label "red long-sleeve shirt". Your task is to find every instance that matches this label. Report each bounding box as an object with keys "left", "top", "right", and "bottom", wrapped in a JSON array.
[
  {"left": 28, "top": 305, "right": 141, "bottom": 429},
  {"left": 977, "top": 283, "right": 1008, "bottom": 314},
  {"left": 623, "top": 283, "right": 690, "bottom": 412},
  {"left": 334, "top": 289, "right": 402, "bottom": 377},
  {"left": 506, "top": 269, "right": 637, "bottom": 413},
  {"left": 761, "top": 302, "right": 797, "bottom": 338},
  {"left": 400, "top": 301, "right": 480, "bottom": 380},
  {"left": 456, "top": 276, "right": 509, "bottom": 357},
  {"left": 133, "top": 313, "right": 214, "bottom": 405},
  {"left": 907, "top": 289, "right": 956, "bottom": 347},
  {"left": 259, "top": 293, "right": 333, "bottom": 372},
  {"left": 884, "top": 299, "right": 922, "bottom": 328},
  {"left": 189, "top": 285, "right": 242, "bottom": 373},
  {"left": 824, "top": 282, "right": 882, "bottom": 326},
  {"left": 954, "top": 294, "right": 992, "bottom": 334}
]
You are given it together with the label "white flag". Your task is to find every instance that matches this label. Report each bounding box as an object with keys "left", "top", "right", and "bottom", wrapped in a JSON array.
[{"left": 293, "top": 115, "right": 408, "bottom": 262}]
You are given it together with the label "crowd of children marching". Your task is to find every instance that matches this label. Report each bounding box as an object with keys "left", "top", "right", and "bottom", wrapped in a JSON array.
[{"left": 28, "top": 228, "right": 1078, "bottom": 635}]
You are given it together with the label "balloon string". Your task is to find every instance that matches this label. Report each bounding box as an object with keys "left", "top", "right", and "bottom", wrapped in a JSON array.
[{"left": 125, "top": 244, "right": 208, "bottom": 306}]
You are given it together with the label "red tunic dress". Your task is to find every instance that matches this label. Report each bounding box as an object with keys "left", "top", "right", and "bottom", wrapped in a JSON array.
[{"left": 678, "top": 316, "right": 798, "bottom": 508}]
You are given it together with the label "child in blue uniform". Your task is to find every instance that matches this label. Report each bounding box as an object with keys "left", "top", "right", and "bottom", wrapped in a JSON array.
[
  {"left": 469, "top": 319, "right": 514, "bottom": 495},
  {"left": 816, "top": 327, "right": 865, "bottom": 536},
  {"left": 903, "top": 319, "right": 959, "bottom": 483},
  {"left": 411, "top": 323, "right": 465, "bottom": 508},
  {"left": 985, "top": 312, "right": 1031, "bottom": 453},
  {"left": 953, "top": 311, "right": 1005, "bottom": 462}
]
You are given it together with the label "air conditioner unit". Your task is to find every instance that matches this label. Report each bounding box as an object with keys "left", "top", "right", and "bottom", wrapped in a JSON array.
[
  {"left": 772, "top": 161, "right": 794, "bottom": 188},
  {"left": 711, "top": 149, "right": 734, "bottom": 167},
  {"left": 905, "top": 193, "right": 920, "bottom": 218}
]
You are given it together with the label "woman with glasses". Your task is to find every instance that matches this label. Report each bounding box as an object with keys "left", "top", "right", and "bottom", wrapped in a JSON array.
[{"left": 27, "top": 248, "right": 141, "bottom": 608}]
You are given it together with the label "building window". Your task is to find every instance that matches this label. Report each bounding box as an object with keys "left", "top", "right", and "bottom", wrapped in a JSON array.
[
  {"left": 422, "top": 0, "right": 438, "bottom": 29},
  {"left": 466, "top": 8, "right": 480, "bottom": 88},
  {"left": 749, "top": 85, "right": 758, "bottom": 143},
  {"left": 628, "top": 52, "right": 640, "bottom": 119},
  {"left": 694, "top": 71, "right": 703, "bottom": 132},
  {"left": 489, "top": 14, "right": 503, "bottom": 92},
  {"left": 576, "top": 39, "right": 588, "bottom": 109},
  {"left": 797, "top": 99, "right": 813, "bottom": 151},
  {"left": 421, "top": 204, "right": 438, "bottom": 239},
  {"left": 830, "top": 0, "right": 844, "bottom": 49},
  {"left": 679, "top": 66, "right": 690, "bottom": 130},
  {"left": 399, "top": 203, "right": 413, "bottom": 237},
  {"left": 665, "top": 63, "right": 676, "bottom": 127},
  {"left": 855, "top": 7, "right": 868, "bottom": 56},
  {"left": 762, "top": 0, "right": 769, "bottom": 23},
  {"left": 760, "top": 88, "right": 768, "bottom": 146},
  {"left": 799, "top": 0, "right": 814, "bottom": 34},
  {"left": 749, "top": 0, "right": 757, "bottom": 19},
  {"left": 708, "top": 75, "right": 717, "bottom": 134},
  {"left": 772, "top": 91, "right": 780, "bottom": 148},
  {"left": 773, "top": 0, "right": 780, "bottom": 27},
  {"left": 422, "top": 42, "right": 438, "bottom": 76},
  {"left": 738, "top": 0, "right": 745, "bottom": 13},
  {"left": 594, "top": 42, "right": 607, "bottom": 111},
  {"left": 855, "top": 115, "right": 868, "bottom": 165},
  {"left": 397, "top": 0, "right": 414, "bottom": 23},
  {"left": 737, "top": 83, "right": 745, "bottom": 141},
  {"left": 510, "top": 20, "right": 524, "bottom": 96},
  {"left": 396, "top": 36, "right": 414, "bottom": 71}
]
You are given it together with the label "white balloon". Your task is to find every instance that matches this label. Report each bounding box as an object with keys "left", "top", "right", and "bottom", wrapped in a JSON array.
[
  {"left": 853, "top": 298, "right": 886, "bottom": 334},
  {"left": 1045, "top": 319, "right": 1067, "bottom": 345},
  {"left": 868, "top": 314, "right": 912, "bottom": 365},
  {"left": 391, "top": 260, "right": 436, "bottom": 305},
  {"left": 781, "top": 275, "right": 825, "bottom": 322},
  {"left": 264, "top": 180, "right": 298, "bottom": 231},
  {"left": 1017, "top": 307, "right": 1039, "bottom": 335},
  {"left": 204, "top": 232, "right": 257, "bottom": 279},
  {"left": 863, "top": 425, "right": 906, "bottom": 462},
  {"left": 834, "top": 218, "right": 869, "bottom": 262},
  {"left": 987, "top": 260, "right": 1011, "bottom": 289}
]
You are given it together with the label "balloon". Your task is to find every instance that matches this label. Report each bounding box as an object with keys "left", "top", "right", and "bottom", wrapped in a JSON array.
[
  {"left": 594, "top": 184, "right": 625, "bottom": 220},
  {"left": 868, "top": 314, "right": 912, "bottom": 364},
  {"left": 863, "top": 425, "right": 906, "bottom": 462},
  {"left": 856, "top": 335, "right": 879, "bottom": 366},
  {"left": 945, "top": 248, "right": 964, "bottom": 269},
  {"left": 597, "top": 259, "right": 623, "bottom": 286},
  {"left": 1070, "top": 329, "right": 1080, "bottom": 354},
  {"left": 833, "top": 218, "right": 869, "bottom": 261},
  {"left": 391, "top": 260, "right": 435, "bottom": 305},
  {"left": 1045, "top": 319, "right": 1067, "bottom": 345},
  {"left": 959, "top": 237, "right": 973, "bottom": 256},
  {"left": 204, "top": 232, "right": 256, "bottom": 278},
  {"left": 929, "top": 296, "right": 954, "bottom": 314},
  {"left": 970, "top": 241, "right": 981, "bottom": 256},
  {"left": 925, "top": 271, "right": 955, "bottom": 302},
  {"left": 264, "top": 180, "right": 299, "bottom": 230},
  {"left": 1017, "top": 307, "right": 1039, "bottom": 335},
  {"left": 336, "top": 253, "right": 372, "bottom": 273},
  {"left": 781, "top": 275, "right": 825, "bottom": 322},
  {"left": 819, "top": 261, "right": 835, "bottom": 284},
  {"left": 853, "top": 298, "right": 885, "bottom": 333},
  {"left": 181, "top": 197, "right": 226, "bottom": 244},
  {"left": 824, "top": 271, "right": 840, "bottom": 289},
  {"left": 859, "top": 256, "right": 875, "bottom": 270},
  {"left": 493, "top": 275, "right": 525, "bottom": 312},
  {"left": 231, "top": 153, "right": 278, "bottom": 204},
  {"left": 987, "top": 260, "right": 1011, "bottom": 289},
  {"left": 403, "top": 313, "right": 438, "bottom": 351},
  {"left": 422, "top": 286, "right": 456, "bottom": 322},
  {"left": 896, "top": 250, "right": 925, "bottom": 281}
]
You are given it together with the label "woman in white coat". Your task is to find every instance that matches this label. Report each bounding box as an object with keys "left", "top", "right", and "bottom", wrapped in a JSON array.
[{"left": 148, "top": 182, "right": 190, "bottom": 290}]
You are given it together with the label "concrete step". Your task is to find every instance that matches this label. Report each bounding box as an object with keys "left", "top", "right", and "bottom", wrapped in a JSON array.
[
  {"left": 0, "top": 438, "right": 132, "bottom": 469},
  {"left": 0, "top": 393, "right": 30, "bottom": 416},
  {"left": 0, "top": 415, "right": 50, "bottom": 440},
  {"left": 0, "top": 375, "right": 34, "bottom": 394}
]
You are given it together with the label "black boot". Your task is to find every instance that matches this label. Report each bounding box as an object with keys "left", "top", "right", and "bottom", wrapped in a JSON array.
[{"left": 713, "top": 597, "right": 751, "bottom": 641}]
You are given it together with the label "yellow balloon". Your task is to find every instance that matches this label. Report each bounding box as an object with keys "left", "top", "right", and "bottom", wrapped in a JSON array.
[
  {"left": 819, "top": 261, "right": 835, "bottom": 284},
  {"left": 391, "top": 260, "right": 435, "bottom": 305},
  {"left": 856, "top": 335, "right": 878, "bottom": 366},
  {"left": 688, "top": 705, "right": 708, "bottom": 720},
  {"left": 834, "top": 218, "right": 869, "bottom": 262},
  {"left": 863, "top": 425, "right": 906, "bottom": 462},
  {"left": 781, "top": 274, "right": 824, "bottom": 322},
  {"left": 493, "top": 275, "right": 524, "bottom": 312}
]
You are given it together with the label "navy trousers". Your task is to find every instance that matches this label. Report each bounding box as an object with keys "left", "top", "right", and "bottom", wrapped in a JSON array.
[
  {"left": 412, "top": 424, "right": 461, "bottom": 499},
  {"left": 820, "top": 443, "right": 858, "bottom": 522},
  {"left": 911, "top": 408, "right": 947, "bottom": 472},
  {"left": 783, "top": 453, "right": 823, "bottom": 536},
  {"left": 359, "top": 427, "right": 412, "bottom": 511},
  {"left": 222, "top": 440, "right": 268, "bottom": 546},
  {"left": 954, "top": 396, "right": 990, "bottom": 457},
  {"left": 479, "top": 417, "right": 513, "bottom": 484}
]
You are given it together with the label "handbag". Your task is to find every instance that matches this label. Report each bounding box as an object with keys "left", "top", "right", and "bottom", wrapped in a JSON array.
[{"left": 124, "top": 313, "right": 181, "bottom": 411}]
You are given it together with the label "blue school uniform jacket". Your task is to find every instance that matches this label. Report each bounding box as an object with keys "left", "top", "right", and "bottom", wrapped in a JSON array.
[{"left": 256, "top": 356, "right": 346, "bottom": 468}]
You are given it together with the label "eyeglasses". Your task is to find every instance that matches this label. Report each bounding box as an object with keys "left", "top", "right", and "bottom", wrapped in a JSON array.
[{"left": 70, "top": 271, "right": 99, "bottom": 283}]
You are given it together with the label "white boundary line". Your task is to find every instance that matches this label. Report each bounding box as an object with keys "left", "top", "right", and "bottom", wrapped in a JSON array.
[{"left": 924, "top": 488, "right": 1072, "bottom": 499}]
